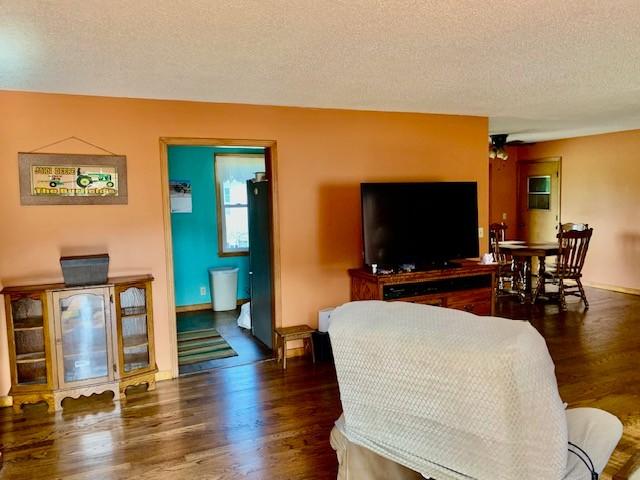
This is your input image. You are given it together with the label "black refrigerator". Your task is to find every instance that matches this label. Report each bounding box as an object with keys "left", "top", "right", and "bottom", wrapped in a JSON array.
[{"left": 247, "top": 179, "right": 273, "bottom": 349}]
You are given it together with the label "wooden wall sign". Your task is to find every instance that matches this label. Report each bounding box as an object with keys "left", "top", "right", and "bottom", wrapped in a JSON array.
[{"left": 18, "top": 153, "right": 128, "bottom": 205}]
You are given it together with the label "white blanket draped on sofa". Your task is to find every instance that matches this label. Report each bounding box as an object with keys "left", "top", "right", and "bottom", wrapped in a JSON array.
[{"left": 328, "top": 301, "right": 622, "bottom": 480}]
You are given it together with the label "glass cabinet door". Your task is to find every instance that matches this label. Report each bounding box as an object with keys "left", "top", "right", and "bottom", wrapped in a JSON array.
[
  {"left": 10, "top": 295, "right": 48, "bottom": 386},
  {"left": 118, "top": 286, "right": 151, "bottom": 373},
  {"left": 55, "top": 289, "right": 112, "bottom": 385}
]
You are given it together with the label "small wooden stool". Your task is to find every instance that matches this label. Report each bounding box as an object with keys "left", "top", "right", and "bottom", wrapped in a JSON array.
[{"left": 275, "top": 325, "right": 316, "bottom": 370}]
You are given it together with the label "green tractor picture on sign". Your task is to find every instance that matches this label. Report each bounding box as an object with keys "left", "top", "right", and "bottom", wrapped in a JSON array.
[{"left": 75, "top": 168, "right": 115, "bottom": 188}]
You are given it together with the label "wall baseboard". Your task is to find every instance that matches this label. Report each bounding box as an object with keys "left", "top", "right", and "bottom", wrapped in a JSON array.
[
  {"left": 175, "top": 298, "right": 250, "bottom": 313},
  {"left": 175, "top": 303, "right": 211, "bottom": 313},
  {"left": 0, "top": 395, "right": 13, "bottom": 408},
  {"left": 155, "top": 370, "right": 173, "bottom": 382},
  {"left": 584, "top": 281, "right": 640, "bottom": 296}
]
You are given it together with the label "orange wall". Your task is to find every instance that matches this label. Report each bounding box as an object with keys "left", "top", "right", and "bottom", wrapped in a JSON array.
[
  {"left": 519, "top": 130, "right": 640, "bottom": 292},
  {"left": 0, "top": 91, "right": 488, "bottom": 396},
  {"left": 489, "top": 146, "right": 518, "bottom": 237}
]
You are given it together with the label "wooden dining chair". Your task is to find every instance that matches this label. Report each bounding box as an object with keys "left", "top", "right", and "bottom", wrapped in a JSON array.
[
  {"left": 534, "top": 227, "right": 593, "bottom": 310},
  {"left": 547, "top": 223, "right": 590, "bottom": 270},
  {"left": 489, "top": 223, "right": 507, "bottom": 258},
  {"left": 489, "top": 223, "right": 517, "bottom": 295}
]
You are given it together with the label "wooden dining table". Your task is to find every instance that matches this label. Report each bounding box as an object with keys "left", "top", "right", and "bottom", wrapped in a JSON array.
[{"left": 498, "top": 241, "right": 560, "bottom": 304}]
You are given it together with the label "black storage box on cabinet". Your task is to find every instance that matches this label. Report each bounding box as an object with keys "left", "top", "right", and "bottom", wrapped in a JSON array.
[{"left": 60, "top": 254, "right": 109, "bottom": 286}]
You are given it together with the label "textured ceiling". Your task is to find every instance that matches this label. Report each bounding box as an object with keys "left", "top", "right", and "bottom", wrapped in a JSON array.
[{"left": 2, "top": 1, "right": 640, "bottom": 142}]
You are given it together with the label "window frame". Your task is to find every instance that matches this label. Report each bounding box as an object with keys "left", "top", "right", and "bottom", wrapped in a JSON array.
[
  {"left": 214, "top": 153, "right": 265, "bottom": 257},
  {"left": 527, "top": 175, "right": 551, "bottom": 210}
]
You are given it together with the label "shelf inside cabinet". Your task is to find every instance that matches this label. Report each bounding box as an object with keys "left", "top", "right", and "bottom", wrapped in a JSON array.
[
  {"left": 123, "top": 335, "right": 149, "bottom": 349},
  {"left": 13, "top": 316, "right": 44, "bottom": 330},
  {"left": 14, "top": 326, "right": 44, "bottom": 333},
  {"left": 16, "top": 352, "right": 46, "bottom": 363},
  {"left": 121, "top": 306, "right": 147, "bottom": 317}
]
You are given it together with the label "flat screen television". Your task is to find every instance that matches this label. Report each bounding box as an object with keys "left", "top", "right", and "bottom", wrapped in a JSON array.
[{"left": 361, "top": 182, "right": 479, "bottom": 269}]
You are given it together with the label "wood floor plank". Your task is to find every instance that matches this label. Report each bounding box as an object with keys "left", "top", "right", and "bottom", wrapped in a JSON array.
[{"left": 0, "top": 286, "right": 638, "bottom": 479}]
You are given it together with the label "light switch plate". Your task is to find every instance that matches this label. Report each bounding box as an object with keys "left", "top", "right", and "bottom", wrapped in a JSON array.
[
  {"left": 200, "top": 286, "right": 207, "bottom": 296},
  {"left": 478, "top": 227, "right": 484, "bottom": 238}
]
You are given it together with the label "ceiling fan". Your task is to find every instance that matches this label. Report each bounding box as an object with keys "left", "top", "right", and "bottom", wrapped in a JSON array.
[
  {"left": 488, "top": 134, "right": 531, "bottom": 160},
  {"left": 488, "top": 134, "right": 509, "bottom": 160}
]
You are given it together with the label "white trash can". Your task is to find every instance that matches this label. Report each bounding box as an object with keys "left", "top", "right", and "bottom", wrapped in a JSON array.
[{"left": 208, "top": 267, "right": 239, "bottom": 311}]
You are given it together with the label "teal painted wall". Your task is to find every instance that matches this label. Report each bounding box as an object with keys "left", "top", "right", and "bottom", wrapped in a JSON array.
[{"left": 168, "top": 146, "right": 265, "bottom": 307}]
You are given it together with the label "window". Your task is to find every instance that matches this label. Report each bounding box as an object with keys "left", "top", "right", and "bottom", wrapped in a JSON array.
[
  {"left": 215, "top": 153, "right": 266, "bottom": 256},
  {"left": 527, "top": 175, "right": 551, "bottom": 210}
]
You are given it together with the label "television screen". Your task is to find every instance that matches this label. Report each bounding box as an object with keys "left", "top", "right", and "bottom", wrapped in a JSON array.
[{"left": 361, "top": 182, "right": 479, "bottom": 268}]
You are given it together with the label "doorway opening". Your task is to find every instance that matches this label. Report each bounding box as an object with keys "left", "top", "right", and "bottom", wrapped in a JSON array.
[{"left": 160, "top": 138, "right": 279, "bottom": 377}]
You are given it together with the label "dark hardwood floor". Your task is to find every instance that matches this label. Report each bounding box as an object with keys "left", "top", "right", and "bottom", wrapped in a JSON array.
[
  {"left": 0, "top": 357, "right": 340, "bottom": 480},
  {"left": 0, "top": 287, "right": 638, "bottom": 479},
  {"left": 496, "top": 287, "right": 640, "bottom": 479}
]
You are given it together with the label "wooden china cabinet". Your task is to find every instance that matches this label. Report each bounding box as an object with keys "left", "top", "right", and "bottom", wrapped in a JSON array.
[{"left": 2, "top": 274, "right": 157, "bottom": 413}]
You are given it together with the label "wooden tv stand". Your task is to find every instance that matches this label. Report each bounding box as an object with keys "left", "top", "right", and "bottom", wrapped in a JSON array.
[{"left": 349, "top": 260, "right": 497, "bottom": 316}]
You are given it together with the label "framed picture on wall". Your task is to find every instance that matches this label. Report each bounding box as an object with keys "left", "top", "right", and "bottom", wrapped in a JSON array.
[
  {"left": 169, "top": 180, "right": 192, "bottom": 213},
  {"left": 18, "top": 152, "right": 128, "bottom": 205}
]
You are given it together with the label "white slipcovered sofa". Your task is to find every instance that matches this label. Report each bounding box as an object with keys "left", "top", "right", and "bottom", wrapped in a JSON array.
[{"left": 328, "top": 301, "right": 622, "bottom": 480}]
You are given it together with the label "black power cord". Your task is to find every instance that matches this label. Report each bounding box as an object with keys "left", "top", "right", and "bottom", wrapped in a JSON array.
[{"left": 568, "top": 441, "right": 598, "bottom": 480}]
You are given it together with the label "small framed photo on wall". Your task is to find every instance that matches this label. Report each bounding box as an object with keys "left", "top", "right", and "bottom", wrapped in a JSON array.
[{"left": 169, "top": 180, "right": 192, "bottom": 213}]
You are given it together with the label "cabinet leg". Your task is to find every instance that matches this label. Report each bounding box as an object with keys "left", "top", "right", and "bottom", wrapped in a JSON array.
[
  {"left": 147, "top": 378, "right": 156, "bottom": 392},
  {"left": 12, "top": 395, "right": 58, "bottom": 413},
  {"left": 54, "top": 395, "right": 64, "bottom": 412},
  {"left": 45, "top": 397, "right": 57, "bottom": 414}
]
